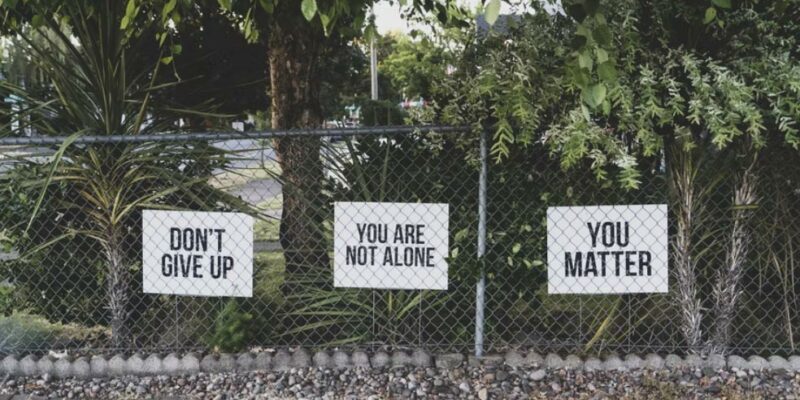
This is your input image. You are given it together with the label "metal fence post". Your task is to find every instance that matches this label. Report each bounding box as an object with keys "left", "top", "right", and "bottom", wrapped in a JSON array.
[{"left": 475, "top": 129, "right": 488, "bottom": 357}]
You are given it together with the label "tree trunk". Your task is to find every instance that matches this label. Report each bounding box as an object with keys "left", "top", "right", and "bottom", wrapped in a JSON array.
[
  {"left": 667, "top": 142, "right": 704, "bottom": 352},
  {"left": 268, "top": 6, "right": 331, "bottom": 298},
  {"left": 104, "top": 225, "right": 130, "bottom": 348},
  {"left": 709, "top": 155, "right": 758, "bottom": 354}
]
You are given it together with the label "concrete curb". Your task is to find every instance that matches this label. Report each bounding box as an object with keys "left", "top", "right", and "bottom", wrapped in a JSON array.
[{"left": 1, "top": 350, "right": 798, "bottom": 378}]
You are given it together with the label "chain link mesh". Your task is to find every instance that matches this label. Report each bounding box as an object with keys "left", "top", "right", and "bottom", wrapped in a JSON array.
[{"left": 0, "top": 127, "right": 798, "bottom": 357}]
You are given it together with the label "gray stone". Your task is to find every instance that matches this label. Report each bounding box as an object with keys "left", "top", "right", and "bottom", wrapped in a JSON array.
[
  {"left": 435, "top": 353, "right": 464, "bottom": 369},
  {"left": 312, "top": 351, "right": 332, "bottom": 369},
  {"left": 351, "top": 351, "right": 370, "bottom": 368},
  {"left": 768, "top": 355, "right": 790, "bottom": 370},
  {"left": 290, "top": 349, "right": 311, "bottom": 368},
  {"left": 200, "top": 355, "right": 220, "bottom": 372},
  {"left": 332, "top": 351, "right": 350, "bottom": 369},
  {"left": 503, "top": 350, "right": 524, "bottom": 368},
  {"left": 563, "top": 355, "right": 583, "bottom": 370},
  {"left": 684, "top": 354, "right": 703, "bottom": 368},
  {"left": 71, "top": 357, "right": 90, "bottom": 379},
  {"left": 705, "top": 354, "right": 726, "bottom": 370},
  {"left": 644, "top": 354, "right": 664, "bottom": 369},
  {"left": 664, "top": 354, "right": 683, "bottom": 369},
  {"left": 180, "top": 353, "right": 200, "bottom": 374},
  {"left": 603, "top": 355, "right": 625, "bottom": 371},
  {"left": 53, "top": 358, "right": 72, "bottom": 378},
  {"left": 37, "top": 356, "right": 55, "bottom": 376},
  {"left": 254, "top": 352, "right": 271, "bottom": 370},
  {"left": 747, "top": 355, "right": 769, "bottom": 370},
  {"left": 1, "top": 355, "right": 19, "bottom": 376},
  {"left": 467, "top": 355, "right": 480, "bottom": 367},
  {"left": 412, "top": 349, "right": 431, "bottom": 367},
  {"left": 523, "top": 352, "right": 544, "bottom": 367},
  {"left": 624, "top": 354, "right": 643, "bottom": 369},
  {"left": 545, "top": 353, "right": 564, "bottom": 369},
  {"left": 236, "top": 353, "right": 255, "bottom": 371},
  {"left": 727, "top": 355, "right": 748, "bottom": 370},
  {"left": 126, "top": 354, "right": 145, "bottom": 375},
  {"left": 108, "top": 355, "right": 127, "bottom": 376},
  {"left": 272, "top": 350, "right": 292, "bottom": 371},
  {"left": 19, "top": 355, "right": 38, "bottom": 376},
  {"left": 788, "top": 355, "right": 800, "bottom": 371},
  {"left": 583, "top": 357, "right": 602, "bottom": 371},
  {"left": 480, "top": 354, "right": 505, "bottom": 367},
  {"left": 90, "top": 356, "right": 108, "bottom": 377},
  {"left": 143, "top": 354, "right": 163, "bottom": 375},
  {"left": 391, "top": 351, "right": 412, "bottom": 368},
  {"left": 218, "top": 354, "right": 236, "bottom": 371},
  {"left": 529, "top": 369, "right": 546, "bottom": 381},
  {"left": 371, "top": 352, "right": 390, "bottom": 368},
  {"left": 162, "top": 353, "right": 181, "bottom": 374}
]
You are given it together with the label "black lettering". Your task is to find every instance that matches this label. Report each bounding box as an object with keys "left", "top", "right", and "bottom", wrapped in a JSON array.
[
  {"left": 587, "top": 222, "right": 601, "bottom": 248},
  {"left": 416, "top": 224, "right": 425, "bottom": 244},
  {"left": 214, "top": 229, "right": 225, "bottom": 251},
  {"left": 170, "top": 228, "right": 181, "bottom": 250},
  {"left": 639, "top": 251, "right": 652, "bottom": 276},
  {"left": 598, "top": 251, "right": 609, "bottom": 276},
  {"left": 565, "top": 252, "right": 582, "bottom": 277},
  {"left": 357, "top": 224, "right": 368, "bottom": 243},
  {"left": 193, "top": 255, "right": 203, "bottom": 278},
  {"left": 612, "top": 251, "right": 623, "bottom": 275},
  {"left": 222, "top": 256, "right": 233, "bottom": 278},
  {"left": 162, "top": 254, "right": 173, "bottom": 276},
  {"left": 625, "top": 251, "right": 637, "bottom": 276},
  {"left": 584, "top": 252, "right": 597, "bottom": 276},
  {"left": 617, "top": 222, "right": 629, "bottom": 247},
  {"left": 602, "top": 222, "right": 615, "bottom": 247}
]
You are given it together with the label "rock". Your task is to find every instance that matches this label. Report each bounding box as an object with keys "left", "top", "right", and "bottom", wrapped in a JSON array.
[
  {"left": 332, "top": 351, "right": 350, "bottom": 369},
  {"left": 313, "top": 351, "right": 333, "bottom": 369},
  {"left": 728, "top": 355, "right": 748, "bottom": 370},
  {"left": 1, "top": 355, "right": 19, "bottom": 376},
  {"left": 788, "top": 355, "right": 800, "bottom": 371},
  {"left": 544, "top": 353, "right": 563, "bottom": 369},
  {"left": 563, "top": 355, "right": 583, "bottom": 370},
  {"left": 705, "top": 354, "right": 725, "bottom": 370},
  {"left": 643, "top": 354, "right": 664, "bottom": 369},
  {"left": 603, "top": 355, "right": 625, "bottom": 371},
  {"left": 684, "top": 354, "right": 703, "bottom": 368},
  {"left": 435, "top": 353, "right": 464, "bottom": 369},
  {"left": 529, "top": 369, "right": 546, "bottom": 381},
  {"left": 624, "top": 354, "right": 643, "bottom": 370},
  {"left": 371, "top": 352, "right": 390, "bottom": 368},
  {"left": 126, "top": 354, "right": 145, "bottom": 375},
  {"left": 53, "top": 358, "right": 72, "bottom": 378},
  {"left": 291, "top": 349, "right": 311, "bottom": 369},
  {"left": 162, "top": 353, "right": 181, "bottom": 374},
  {"left": 480, "top": 354, "right": 505, "bottom": 367},
  {"left": 664, "top": 354, "right": 683, "bottom": 369},
  {"left": 747, "top": 356, "right": 769, "bottom": 370},
  {"left": 143, "top": 354, "right": 163, "bottom": 375},
  {"left": 411, "top": 349, "right": 431, "bottom": 367},
  {"left": 583, "top": 357, "right": 602, "bottom": 371},
  {"left": 254, "top": 352, "right": 271, "bottom": 370},
  {"left": 504, "top": 350, "right": 525, "bottom": 367},
  {"left": 90, "top": 356, "right": 108, "bottom": 377},
  {"left": 391, "top": 351, "right": 412, "bottom": 368},
  {"left": 71, "top": 357, "right": 90, "bottom": 379},
  {"left": 351, "top": 351, "right": 370, "bottom": 368},
  {"left": 37, "top": 356, "right": 55, "bottom": 376},
  {"left": 181, "top": 353, "right": 201, "bottom": 374},
  {"left": 458, "top": 380, "right": 471, "bottom": 393},
  {"left": 272, "top": 350, "right": 292, "bottom": 371},
  {"left": 236, "top": 353, "right": 255, "bottom": 371},
  {"left": 523, "top": 352, "right": 544, "bottom": 367},
  {"left": 201, "top": 355, "right": 220, "bottom": 373},
  {"left": 478, "top": 387, "right": 488, "bottom": 400},
  {"left": 768, "top": 355, "right": 790, "bottom": 370}
]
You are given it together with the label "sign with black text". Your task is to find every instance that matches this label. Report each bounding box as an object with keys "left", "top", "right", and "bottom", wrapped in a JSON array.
[
  {"left": 142, "top": 210, "right": 253, "bottom": 297},
  {"left": 547, "top": 204, "right": 668, "bottom": 294},
  {"left": 334, "top": 202, "right": 449, "bottom": 290}
]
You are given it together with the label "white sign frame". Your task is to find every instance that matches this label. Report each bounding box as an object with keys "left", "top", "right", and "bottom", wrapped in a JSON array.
[
  {"left": 547, "top": 204, "right": 668, "bottom": 294},
  {"left": 333, "top": 202, "right": 449, "bottom": 290},
  {"left": 142, "top": 210, "right": 253, "bottom": 297}
]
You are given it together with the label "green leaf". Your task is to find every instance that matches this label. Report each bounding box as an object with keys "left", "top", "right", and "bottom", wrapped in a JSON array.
[
  {"left": 704, "top": 7, "right": 717, "bottom": 24},
  {"left": 160, "top": 56, "right": 173, "bottom": 65},
  {"left": 712, "top": 0, "right": 731, "bottom": 9},
  {"left": 595, "top": 48, "right": 608, "bottom": 63},
  {"left": 578, "top": 51, "right": 593, "bottom": 71},
  {"left": 583, "top": 83, "right": 607, "bottom": 108},
  {"left": 31, "top": 14, "right": 43, "bottom": 28},
  {"left": 484, "top": 0, "right": 501, "bottom": 26},
  {"left": 258, "top": 0, "right": 274, "bottom": 13},
  {"left": 162, "top": 0, "right": 177, "bottom": 22},
  {"left": 597, "top": 62, "right": 617, "bottom": 82},
  {"left": 593, "top": 24, "right": 612, "bottom": 47},
  {"left": 170, "top": 44, "right": 182, "bottom": 55},
  {"left": 301, "top": 0, "right": 318, "bottom": 21},
  {"left": 218, "top": 0, "right": 232, "bottom": 10}
]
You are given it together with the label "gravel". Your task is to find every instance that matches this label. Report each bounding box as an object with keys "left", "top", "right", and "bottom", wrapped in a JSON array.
[{"left": 2, "top": 364, "right": 799, "bottom": 399}]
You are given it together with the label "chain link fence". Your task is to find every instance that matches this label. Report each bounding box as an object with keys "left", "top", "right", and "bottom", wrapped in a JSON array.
[{"left": 0, "top": 126, "right": 798, "bottom": 357}]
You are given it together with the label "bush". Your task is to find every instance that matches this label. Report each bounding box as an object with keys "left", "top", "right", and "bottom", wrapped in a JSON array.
[
  {"left": 0, "top": 312, "right": 108, "bottom": 354},
  {"left": 204, "top": 300, "right": 253, "bottom": 353}
]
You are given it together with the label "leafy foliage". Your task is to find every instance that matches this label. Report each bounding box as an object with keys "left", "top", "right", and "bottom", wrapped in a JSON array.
[{"left": 204, "top": 300, "right": 253, "bottom": 352}]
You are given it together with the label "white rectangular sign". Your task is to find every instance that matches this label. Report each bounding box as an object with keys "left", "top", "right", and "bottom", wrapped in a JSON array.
[
  {"left": 142, "top": 210, "right": 253, "bottom": 297},
  {"left": 334, "top": 202, "right": 449, "bottom": 290},
  {"left": 547, "top": 204, "right": 668, "bottom": 294}
]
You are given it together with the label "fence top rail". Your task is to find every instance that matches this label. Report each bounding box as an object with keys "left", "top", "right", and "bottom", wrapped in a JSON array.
[{"left": 0, "top": 125, "right": 472, "bottom": 146}]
